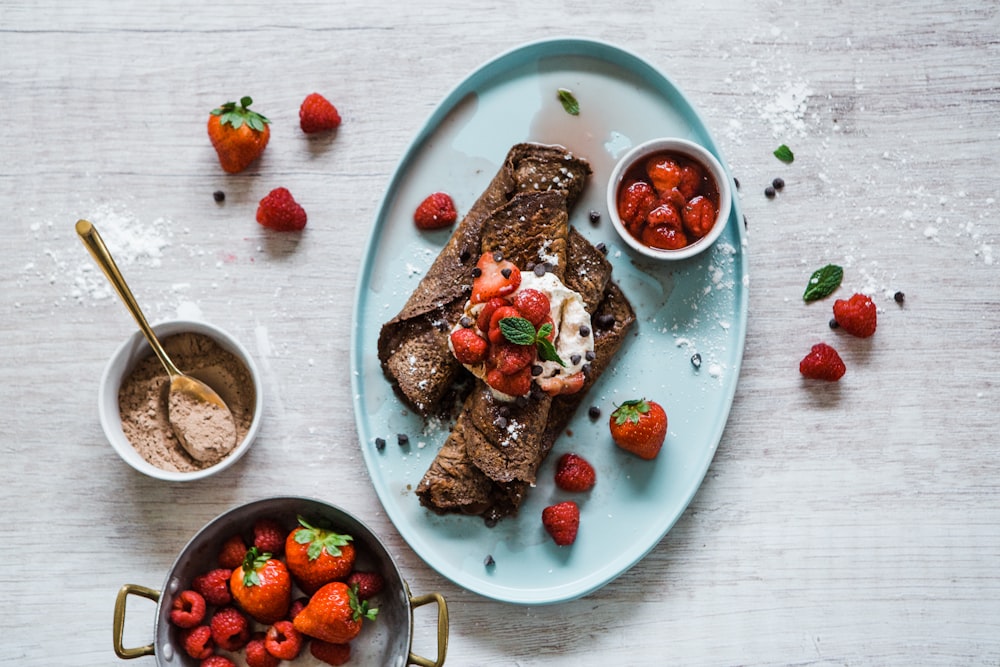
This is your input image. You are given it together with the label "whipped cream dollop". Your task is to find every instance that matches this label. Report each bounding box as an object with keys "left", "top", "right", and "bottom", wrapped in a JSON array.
[{"left": 450, "top": 271, "right": 594, "bottom": 401}]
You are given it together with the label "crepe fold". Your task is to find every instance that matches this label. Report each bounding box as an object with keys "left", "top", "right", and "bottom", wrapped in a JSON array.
[
  {"left": 378, "top": 143, "right": 592, "bottom": 417},
  {"left": 415, "top": 205, "right": 636, "bottom": 524}
]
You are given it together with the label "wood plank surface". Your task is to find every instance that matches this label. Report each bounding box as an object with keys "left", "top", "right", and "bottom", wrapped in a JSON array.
[{"left": 2, "top": 1, "right": 998, "bottom": 665}]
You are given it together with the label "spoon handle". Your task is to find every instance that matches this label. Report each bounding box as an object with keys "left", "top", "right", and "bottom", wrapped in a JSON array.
[{"left": 76, "top": 219, "right": 183, "bottom": 378}]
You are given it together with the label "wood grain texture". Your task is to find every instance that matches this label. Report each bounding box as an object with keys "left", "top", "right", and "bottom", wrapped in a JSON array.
[{"left": 2, "top": 1, "right": 998, "bottom": 665}]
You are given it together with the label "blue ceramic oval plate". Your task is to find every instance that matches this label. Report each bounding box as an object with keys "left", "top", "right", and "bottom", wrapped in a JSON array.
[{"left": 351, "top": 38, "right": 747, "bottom": 605}]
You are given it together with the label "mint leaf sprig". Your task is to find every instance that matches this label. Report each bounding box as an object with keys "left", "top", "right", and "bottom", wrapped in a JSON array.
[
  {"left": 498, "top": 316, "right": 566, "bottom": 366},
  {"left": 803, "top": 264, "right": 843, "bottom": 302}
]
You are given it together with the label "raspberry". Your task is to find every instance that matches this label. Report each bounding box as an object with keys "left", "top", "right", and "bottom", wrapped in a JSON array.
[
  {"left": 541, "top": 501, "right": 580, "bottom": 546},
  {"left": 554, "top": 453, "right": 597, "bottom": 492},
  {"left": 181, "top": 625, "right": 214, "bottom": 660},
  {"left": 256, "top": 187, "right": 307, "bottom": 232},
  {"left": 311, "top": 639, "right": 352, "bottom": 666},
  {"left": 299, "top": 92, "right": 342, "bottom": 134},
  {"left": 218, "top": 534, "right": 247, "bottom": 570},
  {"left": 512, "top": 288, "right": 551, "bottom": 327},
  {"left": 253, "top": 517, "right": 286, "bottom": 556},
  {"left": 245, "top": 632, "right": 280, "bottom": 667},
  {"left": 287, "top": 596, "right": 309, "bottom": 621},
  {"left": 201, "top": 657, "right": 236, "bottom": 667},
  {"left": 833, "top": 293, "right": 877, "bottom": 338},
  {"left": 265, "top": 620, "right": 303, "bottom": 660},
  {"left": 192, "top": 568, "right": 233, "bottom": 606},
  {"left": 799, "top": 342, "right": 847, "bottom": 381},
  {"left": 209, "top": 606, "right": 250, "bottom": 652},
  {"left": 413, "top": 192, "right": 458, "bottom": 230},
  {"left": 169, "top": 589, "right": 206, "bottom": 628},
  {"left": 346, "top": 570, "right": 385, "bottom": 600}
]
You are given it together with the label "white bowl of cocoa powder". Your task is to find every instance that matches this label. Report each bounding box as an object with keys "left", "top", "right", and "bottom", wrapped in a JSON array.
[{"left": 99, "top": 320, "right": 263, "bottom": 481}]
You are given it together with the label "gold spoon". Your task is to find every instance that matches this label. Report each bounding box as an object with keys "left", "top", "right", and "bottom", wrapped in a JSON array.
[{"left": 76, "top": 219, "right": 237, "bottom": 462}]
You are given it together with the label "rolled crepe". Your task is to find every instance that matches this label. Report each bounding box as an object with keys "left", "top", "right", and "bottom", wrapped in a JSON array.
[
  {"left": 378, "top": 143, "right": 591, "bottom": 416},
  {"left": 416, "top": 212, "right": 636, "bottom": 523}
]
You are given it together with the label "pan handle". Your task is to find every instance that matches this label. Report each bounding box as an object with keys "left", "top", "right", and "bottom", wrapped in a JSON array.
[
  {"left": 113, "top": 584, "right": 160, "bottom": 659},
  {"left": 407, "top": 591, "right": 449, "bottom": 667}
]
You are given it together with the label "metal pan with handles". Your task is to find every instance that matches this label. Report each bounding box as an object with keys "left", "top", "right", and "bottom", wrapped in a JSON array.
[{"left": 113, "top": 496, "right": 448, "bottom": 666}]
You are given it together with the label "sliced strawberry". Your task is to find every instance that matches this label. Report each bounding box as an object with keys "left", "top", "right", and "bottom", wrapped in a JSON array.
[
  {"left": 471, "top": 252, "right": 521, "bottom": 304},
  {"left": 485, "top": 366, "right": 532, "bottom": 397},
  {"left": 489, "top": 341, "right": 536, "bottom": 375},
  {"left": 488, "top": 305, "right": 521, "bottom": 344},
  {"left": 538, "top": 371, "right": 585, "bottom": 396},
  {"left": 476, "top": 297, "right": 509, "bottom": 333},
  {"left": 512, "top": 289, "right": 551, "bottom": 327}
]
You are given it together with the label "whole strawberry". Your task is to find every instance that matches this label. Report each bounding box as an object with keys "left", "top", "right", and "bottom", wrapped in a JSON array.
[
  {"left": 285, "top": 516, "right": 355, "bottom": 595},
  {"left": 833, "top": 292, "right": 877, "bottom": 337},
  {"left": 293, "top": 581, "right": 378, "bottom": 644},
  {"left": 554, "top": 453, "right": 596, "bottom": 492},
  {"left": 230, "top": 547, "right": 292, "bottom": 625},
  {"left": 799, "top": 342, "right": 846, "bottom": 381},
  {"left": 542, "top": 501, "right": 580, "bottom": 546},
  {"left": 207, "top": 96, "right": 270, "bottom": 174},
  {"left": 413, "top": 192, "right": 458, "bottom": 230},
  {"left": 300, "top": 92, "right": 342, "bottom": 134},
  {"left": 609, "top": 398, "right": 668, "bottom": 460}
]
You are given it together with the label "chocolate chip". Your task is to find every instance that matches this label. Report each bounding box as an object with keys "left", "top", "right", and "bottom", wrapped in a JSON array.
[
  {"left": 501, "top": 268, "right": 512, "bottom": 279},
  {"left": 579, "top": 325, "right": 591, "bottom": 338},
  {"left": 484, "top": 554, "right": 496, "bottom": 567},
  {"left": 459, "top": 316, "right": 472, "bottom": 328},
  {"left": 495, "top": 417, "right": 508, "bottom": 429},
  {"left": 589, "top": 209, "right": 601, "bottom": 224},
  {"left": 533, "top": 263, "right": 547, "bottom": 277},
  {"left": 212, "top": 190, "right": 225, "bottom": 203},
  {"left": 531, "top": 365, "right": 543, "bottom": 376},
  {"left": 397, "top": 433, "right": 409, "bottom": 446},
  {"left": 588, "top": 405, "right": 601, "bottom": 420},
  {"left": 585, "top": 350, "right": 595, "bottom": 362},
  {"left": 829, "top": 318, "right": 839, "bottom": 329},
  {"left": 894, "top": 291, "right": 905, "bottom": 304},
  {"left": 765, "top": 186, "right": 776, "bottom": 199},
  {"left": 595, "top": 242, "right": 608, "bottom": 255},
  {"left": 525, "top": 261, "right": 536, "bottom": 272},
  {"left": 374, "top": 437, "right": 386, "bottom": 451},
  {"left": 772, "top": 177, "right": 785, "bottom": 190},
  {"left": 459, "top": 247, "right": 471, "bottom": 263},
  {"left": 493, "top": 251, "right": 504, "bottom": 262},
  {"left": 595, "top": 313, "right": 615, "bottom": 330},
  {"left": 582, "top": 363, "right": 592, "bottom": 378},
  {"left": 570, "top": 353, "right": 581, "bottom": 365},
  {"left": 471, "top": 267, "right": 482, "bottom": 278},
  {"left": 497, "top": 406, "right": 511, "bottom": 418},
  {"left": 734, "top": 177, "right": 741, "bottom": 189},
  {"left": 691, "top": 353, "right": 702, "bottom": 369}
]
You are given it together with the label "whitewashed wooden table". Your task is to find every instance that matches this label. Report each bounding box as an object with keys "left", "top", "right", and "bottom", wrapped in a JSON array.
[{"left": 3, "top": 2, "right": 999, "bottom": 665}]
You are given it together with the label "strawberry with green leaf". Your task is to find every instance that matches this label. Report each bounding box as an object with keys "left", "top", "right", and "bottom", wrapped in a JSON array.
[
  {"left": 229, "top": 547, "right": 291, "bottom": 625},
  {"left": 207, "top": 96, "right": 270, "bottom": 174},
  {"left": 284, "top": 516, "right": 356, "bottom": 594}
]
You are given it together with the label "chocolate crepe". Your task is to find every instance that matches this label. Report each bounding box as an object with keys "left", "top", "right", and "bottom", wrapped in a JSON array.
[
  {"left": 378, "top": 143, "right": 591, "bottom": 416},
  {"left": 416, "top": 221, "right": 636, "bottom": 523}
]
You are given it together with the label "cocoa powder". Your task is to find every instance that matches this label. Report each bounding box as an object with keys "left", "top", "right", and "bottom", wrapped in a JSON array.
[{"left": 118, "top": 332, "right": 255, "bottom": 472}]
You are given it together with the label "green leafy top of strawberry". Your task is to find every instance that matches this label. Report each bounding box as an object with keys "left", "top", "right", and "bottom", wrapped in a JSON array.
[
  {"left": 211, "top": 96, "right": 270, "bottom": 132},
  {"left": 293, "top": 515, "right": 353, "bottom": 561},
  {"left": 611, "top": 398, "right": 652, "bottom": 425},
  {"left": 348, "top": 584, "right": 379, "bottom": 622},
  {"left": 240, "top": 546, "right": 272, "bottom": 587},
  {"left": 499, "top": 316, "right": 565, "bottom": 366}
]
